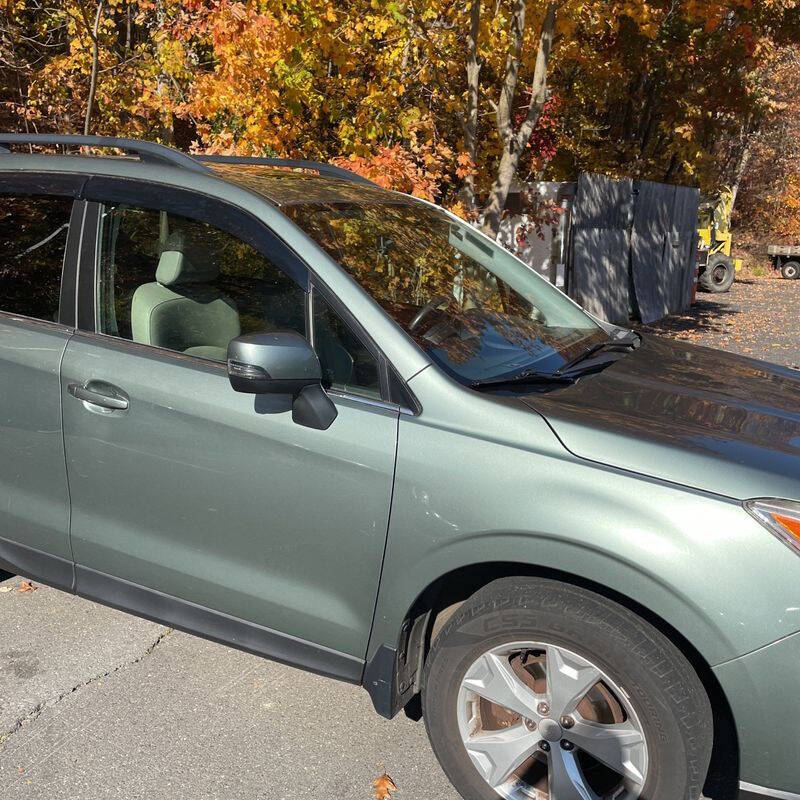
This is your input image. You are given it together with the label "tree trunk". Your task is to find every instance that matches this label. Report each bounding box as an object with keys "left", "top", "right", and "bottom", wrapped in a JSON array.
[
  {"left": 481, "top": 2, "right": 556, "bottom": 238},
  {"left": 83, "top": 0, "right": 104, "bottom": 135},
  {"left": 729, "top": 140, "right": 752, "bottom": 210},
  {"left": 728, "top": 115, "right": 759, "bottom": 211},
  {"left": 461, "top": 0, "right": 482, "bottom": 211}
]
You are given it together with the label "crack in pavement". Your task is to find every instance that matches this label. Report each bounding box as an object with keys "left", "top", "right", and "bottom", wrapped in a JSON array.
[{"left": 0, "top": 628, "right": 173, "bottom": 748}]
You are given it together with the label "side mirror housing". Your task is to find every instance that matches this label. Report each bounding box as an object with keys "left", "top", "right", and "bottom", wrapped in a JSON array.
[{"left": 227, "top": 331, "right": 337, "bottom": 430}]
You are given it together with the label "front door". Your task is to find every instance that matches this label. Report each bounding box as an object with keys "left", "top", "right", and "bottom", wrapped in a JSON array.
[
  {"left": 60, "top": 185, "right": 398, "bottom": 675},
  {"left": 0, "top": 178, "right": 83, "bottom": 588}
]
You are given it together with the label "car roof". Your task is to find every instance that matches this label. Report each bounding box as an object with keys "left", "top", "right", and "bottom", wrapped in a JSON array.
[{"left": 208, "top": 163, "right": 415, "bottom": 208}]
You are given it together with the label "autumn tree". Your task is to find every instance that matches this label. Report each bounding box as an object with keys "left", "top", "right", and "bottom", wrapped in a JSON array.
[
  {"left": 3, "top": 0, "right": 800, "bottom": 241},
  {"left": 734, "top": 46, "right": 800, "bottom": 240}
]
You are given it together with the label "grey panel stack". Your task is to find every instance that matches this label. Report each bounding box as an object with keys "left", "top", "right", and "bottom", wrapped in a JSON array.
[
  {"left": 671, "top": 185, "right": 700, "bottom": 310},
  {"left": 631, "top": 181, "right": 699, "bottom": 323},
  {"left": 566, "top": 173, "right": 699, "bottom": 325},
  {"left": 631, "top": 181, "right": 672, "bottom": 324},
  {"left": 569, "top": 174, "right": 634, "bottom": 323}
]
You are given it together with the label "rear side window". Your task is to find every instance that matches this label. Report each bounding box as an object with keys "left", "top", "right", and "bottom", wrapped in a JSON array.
[{"left": 0, "top": 195, "right": 72, "bottom": 321}]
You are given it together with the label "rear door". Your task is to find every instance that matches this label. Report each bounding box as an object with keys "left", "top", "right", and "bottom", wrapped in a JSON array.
[
  {"left": 61, "top": 178, "right": 399, "bottom": 676},
  {"left": 0, "top": 173, "right": 83, "bottom": 588}
]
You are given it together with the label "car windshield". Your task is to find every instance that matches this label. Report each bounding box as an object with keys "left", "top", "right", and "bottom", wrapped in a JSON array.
[
  {"left": 288, "top": 200, "right": 607, "bottom": 384},
  {"left": 214, "top": 166, "right": 606, "bottom": 384}
]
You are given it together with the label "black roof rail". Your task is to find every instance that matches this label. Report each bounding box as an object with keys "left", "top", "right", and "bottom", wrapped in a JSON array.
[
  {"left": 0, "top": 133, "right": 210, "bottom": 174},
  {"left": 196, "top": 154, "right": 379, "bottom": 187}
]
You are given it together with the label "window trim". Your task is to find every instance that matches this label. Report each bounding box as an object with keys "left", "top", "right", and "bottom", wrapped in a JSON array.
[
  {"left": 0, "top": 172, "right": 86, "bottom": 328},
  {"left": 77, "top": 176, "right": 420, "bottom": 413},
  {"left": 82, "top": 175, "right": 309, "bottom": 287}
]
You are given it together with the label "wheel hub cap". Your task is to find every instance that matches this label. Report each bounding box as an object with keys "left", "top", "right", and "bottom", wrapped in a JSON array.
[
  {"left": 456, "top": 641, "right": 649, "bottom": 800},
  {"left": 539, "top": 719, "right": 562, "bottom": 742}
]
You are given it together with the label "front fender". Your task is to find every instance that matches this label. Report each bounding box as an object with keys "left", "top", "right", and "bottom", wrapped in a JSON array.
[{"left": 367, "top": 393, "right": 800, "bottom": 675}]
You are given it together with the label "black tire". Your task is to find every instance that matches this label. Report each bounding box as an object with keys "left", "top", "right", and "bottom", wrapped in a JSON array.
[
  {"left": 698, "top": 253, "right": 735, "bottom": 293},
  {"left": 781, "top": 260, "right": 800, "bottom": 280},
  {"left": 422, "top": 577, "right": 713, "bottom": 800}
]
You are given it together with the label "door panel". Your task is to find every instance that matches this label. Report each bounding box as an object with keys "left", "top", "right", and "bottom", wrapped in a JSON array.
[
  {"left": 0, "top": 316, "right": 72, "bottom": 565},
  {"left": 61, "top": 333, "right": 398, "bottom": 657},
  {"left": 0, "top": 186, "right": 81, "bottom": 578}
]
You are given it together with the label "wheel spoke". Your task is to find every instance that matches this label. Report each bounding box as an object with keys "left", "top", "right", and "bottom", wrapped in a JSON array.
[
  {"left": 462, "top": 651, "right": 542, "bottom": 720},
  {"left": 544, "top": 645, "right": 602, "bottom": 717},
  {"left": 548, "top": 746, "right": 601, "bottom": 800},
  {"left": 464, "top": 723, "right": 539, "bottom": 788},
  {"left": 567, "top": 719, "right": 647, "bottom": 785}
]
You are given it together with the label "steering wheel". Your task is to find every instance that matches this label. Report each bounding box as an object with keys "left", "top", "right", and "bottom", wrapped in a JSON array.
[{"left": 408, "top": 294, "right": 453, "bottom": 333}]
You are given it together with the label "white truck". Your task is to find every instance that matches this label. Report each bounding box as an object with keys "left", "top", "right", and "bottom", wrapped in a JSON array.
[{"left": 768, "top": 244, "right": 800, "bottom": 279}]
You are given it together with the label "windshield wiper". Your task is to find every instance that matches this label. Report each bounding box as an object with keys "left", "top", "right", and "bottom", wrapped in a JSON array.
[
  {"left": 555, "top": 332, "right": 640, "bottom": 375},
  {"left": 470, "top": 370, "right": 577, "bottom": 390},
  {"left": 471, "top": 332, "right": 641, "bottom": 391}
]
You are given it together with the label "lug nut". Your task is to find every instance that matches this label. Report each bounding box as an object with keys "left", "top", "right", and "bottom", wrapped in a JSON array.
[
  {"left": 560, "top": 715, "right": 574, "bottom": 729},
  {"left": 560, "top": 740, "right": 574, "bottom": 751},
  {"left": 537, "top": 702, "right": 550, "bottom": 715},
  {"left": 539, "top": 741, "right": 550, "bottom": 752},
  {"left": 524, "top": 718, "right": 537, "bottom": 732}
]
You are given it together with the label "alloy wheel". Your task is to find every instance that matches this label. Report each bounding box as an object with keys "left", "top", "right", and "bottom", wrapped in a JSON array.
[{"left": 456, "top": 641, "right": 648, "bottom": 800}]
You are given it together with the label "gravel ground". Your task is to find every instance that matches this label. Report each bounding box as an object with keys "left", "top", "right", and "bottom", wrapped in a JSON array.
[
  {"left": 640, "top": 275, "right": 800, "bottom": 368},
  {"left": 0, "top": 274, "right": 796, "bottom": 800}
]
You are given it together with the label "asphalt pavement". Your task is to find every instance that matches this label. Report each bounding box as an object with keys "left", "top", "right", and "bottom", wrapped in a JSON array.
[{"left": 0, "top": 579, "right": 460, "bottom": 799}]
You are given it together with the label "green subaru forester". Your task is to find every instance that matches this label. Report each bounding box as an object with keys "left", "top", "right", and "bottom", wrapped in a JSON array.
[{"left": 1, "top": 134, "right": 799, "bottom": 800}]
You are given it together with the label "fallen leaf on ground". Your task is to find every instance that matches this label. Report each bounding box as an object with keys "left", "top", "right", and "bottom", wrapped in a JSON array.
[
  {"left": 17, "top": 581, "right": 37, "bottom": 593},
  {"left": 373, "top": 773, "right": 397, "bottom": 799}
]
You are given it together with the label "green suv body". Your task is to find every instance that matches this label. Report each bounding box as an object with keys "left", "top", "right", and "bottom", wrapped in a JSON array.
[{"left": 1, "top": 135, "right": 798, "bottom": 800}]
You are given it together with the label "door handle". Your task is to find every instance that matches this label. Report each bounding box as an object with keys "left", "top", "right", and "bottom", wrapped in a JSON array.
[{"left": 68, "top": 382, "right": 129, "bottom": 411}]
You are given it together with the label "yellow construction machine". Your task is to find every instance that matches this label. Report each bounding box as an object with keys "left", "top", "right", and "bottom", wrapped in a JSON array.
[{"left": 697, "top": 187, "right": 741, "bottom": 293}]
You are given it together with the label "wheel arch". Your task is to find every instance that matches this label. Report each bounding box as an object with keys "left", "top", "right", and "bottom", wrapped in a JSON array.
[{"left": 365, "top": 560, "right": 739, "bottom": 798}]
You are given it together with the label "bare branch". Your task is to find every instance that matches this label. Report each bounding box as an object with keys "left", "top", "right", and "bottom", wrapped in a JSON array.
[
  {"left": 513, "top": 1, "right": 556, "bottom": 151},
  {"left": 495, "top": 0, "right": 526, "bottom": 144},
  {"left": 84, "top": 0, "right": 104, "bottom": 135},
  {"left": 481, "top": 2, "right": 557, "bottom": 237},
  {"left": 461, "top": 0, "right": 482, "bottom": 210}
]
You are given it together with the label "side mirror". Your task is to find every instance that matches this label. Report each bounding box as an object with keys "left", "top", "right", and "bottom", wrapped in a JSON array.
[{"left": 227, "top": 331, "right": 338, "bottom": 430}]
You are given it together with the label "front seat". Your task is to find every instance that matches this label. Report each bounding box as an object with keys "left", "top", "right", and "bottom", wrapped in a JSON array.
[{"left": 131, "top": 232, "right": 240, "bottom": 362}]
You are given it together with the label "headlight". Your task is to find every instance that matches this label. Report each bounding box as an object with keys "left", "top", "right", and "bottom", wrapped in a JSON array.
[{"left": 746, "top": 499, "right": 800, "bottom": 554}]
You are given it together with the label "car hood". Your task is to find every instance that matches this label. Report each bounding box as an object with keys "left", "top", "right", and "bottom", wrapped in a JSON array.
[{"left": 523, "top": 336, "right": 800, "bottom": 500}]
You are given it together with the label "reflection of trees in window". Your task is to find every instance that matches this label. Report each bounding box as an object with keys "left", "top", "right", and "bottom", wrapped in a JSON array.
[
  {"left": 287, "top": 202, "right": 595, "bottom": 370},
  {"left": 0, "top": 195, "right": 72, "bottom": 321}
]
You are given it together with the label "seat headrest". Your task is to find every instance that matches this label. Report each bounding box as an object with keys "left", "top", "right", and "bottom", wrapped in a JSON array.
[{"left": 155, "top": 231, "right": 219, "bottom": 287}]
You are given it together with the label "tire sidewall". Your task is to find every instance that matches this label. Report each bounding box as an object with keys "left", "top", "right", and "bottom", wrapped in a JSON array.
[
  {"left": 422, "top": 581, "right": 711, "bottom": 800},
  {"left": 700, "top": 254, "right": 735, "bottom": 292},
  {"left": 781, "top": 260, "right": 799, "bottom": 280}
]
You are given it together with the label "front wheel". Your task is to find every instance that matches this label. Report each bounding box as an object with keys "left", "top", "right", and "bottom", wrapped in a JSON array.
[
  {"left": 781, "top": 260, "right": 800, "bottom": 280},
  {"left": 699, "top": 253, "right": 735, "bottom": 293},
  {"left": 422, "top": 578, "right": 712, "bottom": 800}
]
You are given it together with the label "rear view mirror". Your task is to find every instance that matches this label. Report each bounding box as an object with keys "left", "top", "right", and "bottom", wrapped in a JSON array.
[{"left": 227, "top": 331, "right": 338, "bottom": 430}]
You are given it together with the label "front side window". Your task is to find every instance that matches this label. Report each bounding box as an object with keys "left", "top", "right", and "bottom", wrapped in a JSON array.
[
  {"left": 313, "top": 291, "right": 381, "bottom": 399},
  {"left": 97, "top": 204, "right": 305, "bottom": 362},
  {"left": 0, "top": 194, "right": 72, "bottom": 321},
  {"left": 284, "top": 199, "right": 606, "bottom": 384}
]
